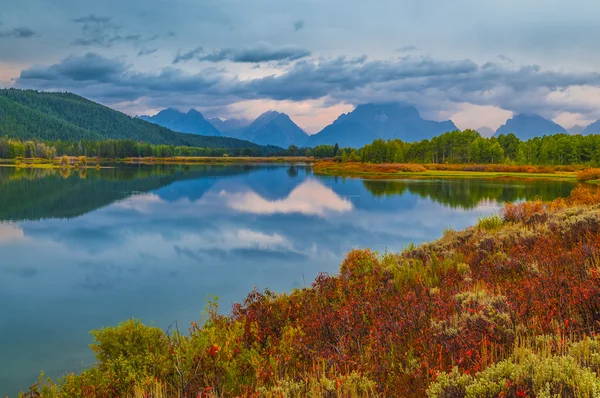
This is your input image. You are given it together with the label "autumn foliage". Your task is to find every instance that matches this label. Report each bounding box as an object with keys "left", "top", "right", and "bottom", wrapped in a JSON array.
[
  {"left": 24, "top": 187, "right": 600, "bottom": 397},
  {"left": 313, "top": 160, "right": 584, "bottom": 177},
  {"left": 577, "top": 168, "right": 600, "bottom": 182}
]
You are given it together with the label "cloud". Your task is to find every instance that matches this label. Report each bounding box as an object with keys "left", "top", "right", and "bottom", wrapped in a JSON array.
[
  {"left": 114, "top": 193, "right": 164, "bottom": 213},
  {"left": 70, "top": 14, "right": 162, "bottom": 48},
  {"left": 0, "top": 223, "right": 25, "bottom": 243},
  {"left": 72, "top": 14, "right": 112, "bottom": 24},
  {"left": 20, "top": 53, "right": 128, "bottom": 82},
  {"left": 17, "top": 53, "right": 221, "bottom": 100},
  {"left": 0, "top": 22, "right": 36, "bottom": 39},
  {"left": 173, "top": 228, "right": 300, "bottom": 261},
  {"left": 138, "top": 47, "right": 158, "bottom": 57},
  {"left": 221, "top": 179, "right": 353, "bottom": 216},
  {"left": 15, "top": 51, "right": 600, "bottom": 122},
  {"left": 173, "top": 47, "right": 204, "bottom": 64},
  {"left": 173, "top": 42, "right": 311, "bottom": 64},
  {"left": 293, "top": 20, "right": 305, "bottom": 32}
]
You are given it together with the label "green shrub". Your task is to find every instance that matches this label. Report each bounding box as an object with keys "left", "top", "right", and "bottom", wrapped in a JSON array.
[
  {"left": 428, "top": 346, "right": 600, "bottom": 398},
  {"left": 476, "top": 214, "right": 504, "bottom": 231}
]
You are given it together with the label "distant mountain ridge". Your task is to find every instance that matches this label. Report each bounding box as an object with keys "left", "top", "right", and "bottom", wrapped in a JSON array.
[
  {"left": 476, "top": 126, "right": 495, "bottom": 138},
  {"left": 569, "top": 125, "right": 586, "bottom": 135},
  {"left": 0, "top": 89, "right": 276, "bottom": 150},
  {"left": 582, "top": 120, "right": 600, "bottom": 135},
  {"left": 494, "top": 114, "right": 567, "bottom": 140},
  {"left": 308, "top": 103, "right": 458, "bottom": 147},
  {"left": 208, "top": 117, "right": 251, "bottom": 133},
  {"left": 140, "top": 108, "right": 221, "bottom": 136},
  {"left": 228, "top": 111, "right": 309, "bottom": 148}
]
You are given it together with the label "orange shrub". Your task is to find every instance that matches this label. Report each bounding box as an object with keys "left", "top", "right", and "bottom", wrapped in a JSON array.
[{"left": 577, "top": 168, "right": 600, "bottom": 182}]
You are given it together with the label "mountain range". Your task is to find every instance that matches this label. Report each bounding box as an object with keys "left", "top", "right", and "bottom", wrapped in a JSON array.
[
  {"left": 139, "top": 108, "right": 221, "bottom": 136},
  {"left": 308, "top": 103, "right": 458, "bottom": 147},
  {"left": 144, "top": 104, "right": 600, "bottom": 148},
  {"left": 583, "top": 120, "right": 600, "bottom": 135},
  {"left": 493, "top": 114, "right": 567, "bottom": 140},
  {"left": 208, "top": 117, "right": 251, "bottom": 133},
  {"left": 475, "top": 126, "right": 495, "bottom": 138},
  {"left": 225, "top": 111, "right": 309, "bottom": 148}
]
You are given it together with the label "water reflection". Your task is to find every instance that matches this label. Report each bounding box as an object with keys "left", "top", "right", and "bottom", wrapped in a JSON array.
[
  {"left": 0, "top": 164, "right": 579, "bottom": 395},
  {"left": 221, "top": 179, "right": 353, "bottom": 216},
  {"left": 362, "top": 178, "right": 576, "bottom": 209}
]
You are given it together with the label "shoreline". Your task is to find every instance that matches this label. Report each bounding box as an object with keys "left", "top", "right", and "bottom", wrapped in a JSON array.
[
  {"left": 313, "top": 160, "right": 586, "bottom": 181},
  {"left": 0, "top": 156, "right": 314, "bottom": 170},
  {"left": 2, "top": 158, "right": 598, "bottom": 183}
]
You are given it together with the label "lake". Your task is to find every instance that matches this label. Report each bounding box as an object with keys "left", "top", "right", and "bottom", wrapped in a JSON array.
[{"left": 0, "top": 164, "right": 578, "bottom": 395}]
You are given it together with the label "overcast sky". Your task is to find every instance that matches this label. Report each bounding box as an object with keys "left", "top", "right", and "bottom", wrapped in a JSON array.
[{"left": 2, "top": 0, "right": 600, "bottom": 132}]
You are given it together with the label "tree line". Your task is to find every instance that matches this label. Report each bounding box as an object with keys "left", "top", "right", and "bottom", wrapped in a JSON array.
[
  {"left": 348, "top": 130, "right": 600, "bottom": 165},
  {"left": 3, "top": 130, "right": 600, "bottom": 165},
  {"left": 0, "top": 137, "right": 287, "bottom": 159}
]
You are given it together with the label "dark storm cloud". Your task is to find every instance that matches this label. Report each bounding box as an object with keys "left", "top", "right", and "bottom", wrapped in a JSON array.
[
  {"left": 17, "top": 53, "right": 223, "bottom": 104},
  {"left": 20, "top": 53, "right": 128, "bottom": 82},
  {"left": 15, "top": 52, "right": 600, "bottom": 118},
  {"left": 293, "top": 20, "right": 305, "bottom": 32},
  {"left": 173, "top": 42, "right": 311, "bottom": 64}
]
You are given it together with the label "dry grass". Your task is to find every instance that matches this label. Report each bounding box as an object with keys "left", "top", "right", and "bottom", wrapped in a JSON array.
[{"left": 313, "top": 161, "right": 581, "bottom": 180}]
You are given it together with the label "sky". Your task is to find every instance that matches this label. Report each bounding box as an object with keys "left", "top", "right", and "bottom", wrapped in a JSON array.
[{"left": 2, "top": 0, "right": 600, "bottom": 133}]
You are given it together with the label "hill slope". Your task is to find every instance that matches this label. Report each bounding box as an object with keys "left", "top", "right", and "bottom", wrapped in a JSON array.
[
  {"left": 0, "top": 89, "right": 271, "bottom": 149},
  {"left": 494, "top": 114, "right": 567, "bottom": 140},
  {"left": 582, "top": 120, "right": 600, "bottom": 135},
  {"left": 229, "top": 111, "right": 308, "bottom": 147},
  {"left": 139, "top": 108, "right": 221, "bottom": 136},
  {"left": 308, "top": 103, "right": 457, "bottom": 147}
]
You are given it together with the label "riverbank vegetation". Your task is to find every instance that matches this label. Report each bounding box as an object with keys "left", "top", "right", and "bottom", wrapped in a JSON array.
[
  {"left": 313, "top": 161, "right": 583, "bottom": 181},
  {"left": 353, "top": 130, "right": 600, "bottom": 166},
  {"left": 21, "top": 186, "right": 600, "bottom": 397},
  {"left": 0, "top": 137, "right": 288, "bottom": 160}
]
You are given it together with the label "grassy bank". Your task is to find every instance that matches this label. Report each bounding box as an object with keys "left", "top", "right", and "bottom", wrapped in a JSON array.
[
  {"left": 121, "top": 156, "right": 313, "bottom": 164},
  {"left": 21, "top": 186, "right": 600, "bottom": 397},
  {"left": 0, "top": 156, "right": 313, "bottom": 170},
  {"left": 313, "top": 161, "right": 584, "bottom": 181}
]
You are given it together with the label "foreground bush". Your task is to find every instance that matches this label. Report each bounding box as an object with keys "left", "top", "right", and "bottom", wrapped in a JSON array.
[
  {"left": 428, "top": 337, "right": 600, "bottom": 397},
  {"left": 22, "top": 187, "right": 600, "bottom": 397}
]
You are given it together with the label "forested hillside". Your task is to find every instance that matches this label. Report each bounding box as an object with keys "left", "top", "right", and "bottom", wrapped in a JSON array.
[{"left": 0, "top": 89, "right": 274, "bottom": 150}]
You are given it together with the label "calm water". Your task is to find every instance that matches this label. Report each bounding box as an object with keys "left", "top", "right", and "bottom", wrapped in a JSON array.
[{"left": 0, "top": 164, "right": 577, "bottom": 395}]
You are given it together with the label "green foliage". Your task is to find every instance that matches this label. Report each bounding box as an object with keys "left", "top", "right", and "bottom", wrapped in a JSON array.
[
  {"left": 476, "top": 214, "right": 504, "bottom": 231},
  {"left": 355, "top": 130, "right": 600, "bottom": 166},
  {"left": 89, "top": 319, "right": 172, "bottom": 395},
  {"left": 428, "top": 341, "right": 600, "bottom": 398},
  {"left": 0, "top": 89, "right": 280, "bottom": 153}
]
